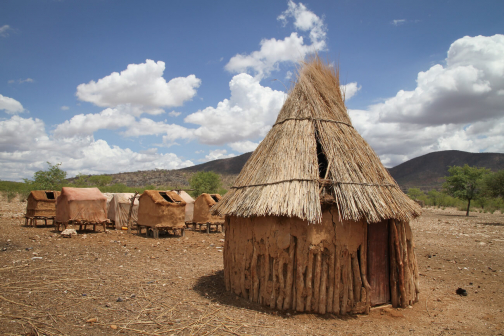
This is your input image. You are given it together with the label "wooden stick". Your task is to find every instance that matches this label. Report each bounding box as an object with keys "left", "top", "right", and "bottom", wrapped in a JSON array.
[
  {"left": 333, "top": 247, "right": 341, "bottom": 314},
  {"left": 327, "top": 251, "right": 335, "bottom": 313},
  {"left": 250, "top": 244, "right": 259, "bottom": 302},
  {"left": 392, "top": 220, "right": 407, "bottom": 308},
  {"left": 347, "top": 253, "right": 354, "bottom": 312},
  {"left": 261, "top": 250, "right": 269, "bottom": 305},
  {"left": 270, "top": 258, "right": 277, "bottom": 309},
  {"left": 295, "top": 240, "right": 305, "bottom": 312},
  {"left": 127, "top": 192, "right": 138, "bottom": 233},
  {"left": 389, "top": 220, "right": 399, "bottom": 307},
  {"left": 305, "top": 248, "right": 314, "bottom": 311},
  {"left": 240, "top": 252, "right": 247, "bottom": 300},
  {"left": 313, "top": 250, "right": 322, "bottom": 312},
  {"left": 340, "top": 249, "right": 349, "bottom": 315},
  {"left": 319, "top": 251, "right": 328, "bottom": 314},
  {"left": 276, "top": 257, "right": 285, "bottom": 309},
  {"left": 283, "top": 236, "right": 295, "bottom": 310},
  {"left": 359, "top": 247, "right": 372, "bottom": 314},
  {"left": 0, "top": 295, "right": 33, "bottom": 308},
  {"left": 351, "top": 253, "right": 362, "bottom": 303}
]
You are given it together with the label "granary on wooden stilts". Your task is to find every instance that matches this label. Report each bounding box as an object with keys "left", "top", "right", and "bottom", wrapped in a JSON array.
[
  {"left": 55, "top": 187, "right": 109, "bottom": 232},
  {"left": 137, "top": 190, "right": 186, "bottom": 238},
  {"left": 107, "top": 193, "right": 139, "bottom": 230},
  {"left": 25, "top": 190, "right": 61, "bottom": 226},
  {"left": 212, "top": 57, "right": 422, "bottom": 315},
  {"left": 193, "top": 193, "right": 224, "bottom": 233}
]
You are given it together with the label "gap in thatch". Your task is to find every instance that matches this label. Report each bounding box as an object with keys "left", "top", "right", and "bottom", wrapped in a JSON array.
[
  {"left": 210, "top": 195, "right": 220, "bottom": 202},
  {"left": 316, "top": 132, "right": 329, "bottom": 179},
  {"left": 45, "top": 191, "right": 55, "bottom": 200},
  {"left": 159, "top": 192, "right": 177, "bottom": 203}
]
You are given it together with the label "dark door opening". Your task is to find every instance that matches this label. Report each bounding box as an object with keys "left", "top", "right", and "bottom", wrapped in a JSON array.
[
  {"left": 159, "top": 192, "right": 179, "bottom": 203},
  {"left": 45, "top": 191, "right": 55, "bottom": 200},
  {"left": 210, "top": 195, "right": 219, "bottom": 202},
  {"left": 367, "top": 220, "right": 390, "bottom": 306}
]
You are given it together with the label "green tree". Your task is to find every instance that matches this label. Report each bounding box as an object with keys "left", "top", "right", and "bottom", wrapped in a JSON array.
[
  {"left": 24, "top": 162, "right": 67, "bottom": 190},
  {"left": 189, "top": 171, "right": 222, "bottom": 197},
  {"left": 72, "top": 173, "right": 89, "bottom": 187},
  {"left": 427, "top": 190, "right": 442, "bottom": 207},
  {"left": 88, "top": 175, "right": 113, "bottom": 186},
  {"left": 443, "top": 164, "right": 490, "bottom": 216},
  {"left": 407, "top": 187, "right": 426, "bottom": 201},
  {"left": 484, "top": 170, "right": 504, "bottom": 200}
]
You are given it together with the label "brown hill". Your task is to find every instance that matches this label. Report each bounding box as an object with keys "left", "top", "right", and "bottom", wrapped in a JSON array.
[
  {"left": 67, "top": 150, "right": 504, "bottom": 191},
  {"left": 177, "top": 152, "right": 252, "bottom": 175},
  {"left": 388, "top": 150, "right": 504, "bottom": 191}
]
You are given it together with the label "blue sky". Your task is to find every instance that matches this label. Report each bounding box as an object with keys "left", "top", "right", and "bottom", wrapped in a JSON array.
[{"left": 1, "top": 0, "right": 503, "bottom": 181}]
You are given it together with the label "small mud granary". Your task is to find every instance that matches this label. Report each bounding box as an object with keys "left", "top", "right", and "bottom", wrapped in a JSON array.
[
  {"left": 193, "top": 193, "right": 224, "bottom": 225},
  {"left": 212, "top": 57, "right": 422, "bottom": 315}
]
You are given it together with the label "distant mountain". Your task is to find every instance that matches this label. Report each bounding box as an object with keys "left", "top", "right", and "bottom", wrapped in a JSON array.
[
  {"left": 179, "top": 150, "right": 504, "bottom": 192},
  {"left": 388, "top": 150, "right": 504, "bottom": 191},
  {"left": 177, "top": 152, "right": 253, "bottom": 175},
  {"left": 67, "top": 150, "right": 504, "bottom": 191}
]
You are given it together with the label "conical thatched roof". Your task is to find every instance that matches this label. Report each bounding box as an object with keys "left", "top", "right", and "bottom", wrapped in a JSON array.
[{"left": 212, "top": 57, "right": 421, "bottom": 224}]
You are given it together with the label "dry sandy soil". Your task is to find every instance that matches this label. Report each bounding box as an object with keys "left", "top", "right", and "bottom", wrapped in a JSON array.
[{"left": 1, "top": 197, "right": 503, "bottom": 336}]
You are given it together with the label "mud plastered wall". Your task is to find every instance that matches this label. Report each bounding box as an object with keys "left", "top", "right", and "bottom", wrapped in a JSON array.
[{"left": 224, "top": 208, "right": 419, "bottom": 314}]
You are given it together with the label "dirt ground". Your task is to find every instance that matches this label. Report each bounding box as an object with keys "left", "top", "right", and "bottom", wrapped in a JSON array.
[{"left": 1, "top": 197, "right": 503, "bottom": 336}]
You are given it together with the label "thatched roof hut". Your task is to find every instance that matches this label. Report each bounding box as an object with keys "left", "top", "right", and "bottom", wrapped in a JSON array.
[
  {"left": 26, "top": 190, "right": 60, "bottom": 218},
  {"left": 193, "top": 193, "right": 224, "bottom": 224},
  {"left": 137, "top": 190, "right": 186, "bottom": 229},
  {"left": 55, "top": 187, "right": 108, "bottom": 231},
  {"left": 212, "top": 57, "right": 421, "bottom": 314},
  {"left": 107, "top": 193, "right": 139, "bottom": 230}
]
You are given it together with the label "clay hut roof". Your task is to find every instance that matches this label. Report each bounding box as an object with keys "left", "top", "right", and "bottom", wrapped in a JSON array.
[
  {"left": 212, "top": 57, "right": 421, "bottom": 224},
  {"left": 60, "top": 187, "right": 107, "bottom": 201},
  {"left": 141, "top": 190, "right": 186, "bottom": 207},
  {"left": 28, "top": 190, "right": 60, "bottom": 202},
  {"left": 199, "top": 193, "right": 221, "bottom": 206}
]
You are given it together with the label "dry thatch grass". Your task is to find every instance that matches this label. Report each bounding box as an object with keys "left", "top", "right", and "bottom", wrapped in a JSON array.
[{"left": 212, "top": 56, "right": 420, "bottom": 224}]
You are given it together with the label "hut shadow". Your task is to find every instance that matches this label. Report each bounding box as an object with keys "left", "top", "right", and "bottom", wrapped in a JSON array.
[
  {"left": 193, "top": 270, "right": 355, "bottom": 321},
  {"left": 440, "top": 214, "right": 477, "bottom": 218},
  {"left": 133, "top": 230, "right": 185, "bottom": 239},
  {"left": 478, "top": 222, "right": 504, "bottom": 227}
]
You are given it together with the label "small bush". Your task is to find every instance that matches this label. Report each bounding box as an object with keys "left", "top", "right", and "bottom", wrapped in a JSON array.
[{"left": 3, "top": 190, "right": 17, "bottom": 203}]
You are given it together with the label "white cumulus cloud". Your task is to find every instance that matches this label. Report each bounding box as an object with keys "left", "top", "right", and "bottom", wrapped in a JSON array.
[
  {"left": 0, "top": 115, "right": 194, "bottom": 180},
  {"left": 228, "top": 140, "right": 260, "bottom": 153},
  {"left": 53, "top": 107, "right": 136, "bottom": 138},
  {"left": 0, "top": 25, "right": 13, "bottom": 38},
  {"left": 168, "top": 111, "right": 181, "bottom": 117},
  {"left": 349, "top": 34, "right": 504, "bottom": 167},
  {"left": 76, "top": 59, "right": 201, "bottom": 109},
  {"left": 225, "top": 1, "right": 326, "bottom": 77},
  {"left": 341, "top": 82, "right": 361, "bottom": 101},
  {"left": 375, "top": 34, "right": 504, "bottom": 126},
  {"left": 0, "top": 94, "right": 24, "bottom": 114},
  {"left": 185, "top": 73, "right": 286, "bottom": 145},
  {"left": 391, "top": 19, "right": 406, "bottom": 26},
  {"left": 200, "top": 149, "right": 235, "bottom": 162}
]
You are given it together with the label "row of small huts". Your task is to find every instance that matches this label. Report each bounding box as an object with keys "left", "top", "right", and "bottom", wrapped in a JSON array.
[{"left": 25, "top": 188, "right": 223, "bottom": 232}]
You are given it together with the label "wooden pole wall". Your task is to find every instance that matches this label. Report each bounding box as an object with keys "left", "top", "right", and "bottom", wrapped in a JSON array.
[{"left": 224, "top": 216, "right": 420, "bottom": 314}]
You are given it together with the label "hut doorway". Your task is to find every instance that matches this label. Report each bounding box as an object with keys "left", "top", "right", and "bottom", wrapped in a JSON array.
[{"left": 367, "top": 220, "right": 390, "bottom": 306}]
